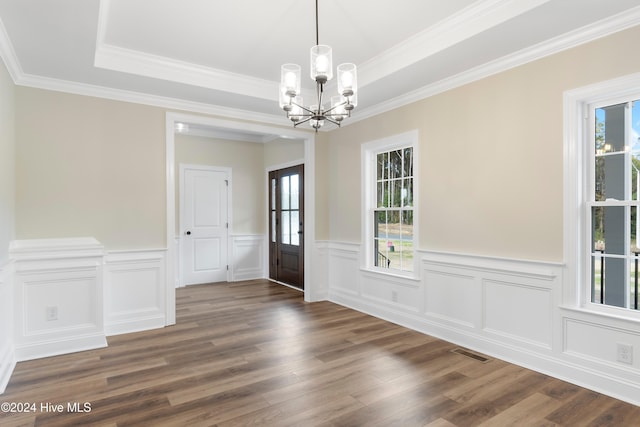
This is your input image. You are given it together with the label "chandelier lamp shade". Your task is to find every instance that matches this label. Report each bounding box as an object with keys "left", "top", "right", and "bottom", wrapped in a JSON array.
[{"left": 279, "top": 0, "right": 357, "bottom": 130}]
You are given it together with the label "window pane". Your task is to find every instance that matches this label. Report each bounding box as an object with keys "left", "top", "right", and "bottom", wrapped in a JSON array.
[
  {"left": 291, "top": 174, "right": 299, "bottom": 210},
  {"left": 390, "top": 180, "right": 402, "bottom": 207},
  {"left": 592, "top": 206, "right": 635, "bottom": 255},
  {"left": 403, "top": 147, "right": 413, "bottom": 178},
  {"left": 271, "top": 178, "right": 276, "bottom": 210},
  {"left": 281, "top": 176, "right": 290, "bottom": 210},
  {"left": 389, "top": 150, "right": 402, "bottom": 179},
  {"left": 595, "top": 104, "right": 627, "bottom": 155},
  {"left": 271, "top": 212, "right": 276, "bottom": 243},
  {"left": 400, "top": 210, "right": 414, "bottom": 272},
  {"left": 377, "top": 152, "right": 387, "bottom": 180},
  {"left": 402, "top": 178, "right": 413, "bottom": 207},
  {"left": 376, "top": 181, "right": 384, "bottom": 208},
  {"left": 375, "top": 210, "right": 388, "bottom": 239},
  {"left": 291, "top": 211, "right": 299, "bottom": 246},
  {"left": 282, "top": 211, "right": 290, "bottom": 245}
]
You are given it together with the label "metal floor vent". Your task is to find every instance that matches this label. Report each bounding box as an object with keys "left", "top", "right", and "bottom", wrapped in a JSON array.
[{"left": 451, "top": 348, "right": 490, "bottom": 363}]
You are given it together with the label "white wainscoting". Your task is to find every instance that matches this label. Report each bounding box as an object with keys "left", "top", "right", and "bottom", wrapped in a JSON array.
[
  {"left": 325, "top": 242, "right": 640, "bottom": 406},
  {"left": 231, "top": 234, "right": 265, "bottom": 281},
  {"left": 0, "top": 261, "right": 15, "bottom": 394},
  {"left": 174, "top": 234, "right": 266, "bottom": 286},
  {"left": 104, "top": 249, "right": 167, "bottom": 336},
  {"left": 10, "top": 238, "right": 107, "bottom": 361}
]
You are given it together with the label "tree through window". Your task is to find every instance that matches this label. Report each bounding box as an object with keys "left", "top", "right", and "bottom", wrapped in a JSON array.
[{"left": 374, "top": 147, "right": 414, "bottom": 272}]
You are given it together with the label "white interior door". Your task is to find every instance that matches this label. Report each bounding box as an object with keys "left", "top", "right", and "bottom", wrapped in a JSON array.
[{"left": 181, "top": 165, "right": 229, "bottom": 285}]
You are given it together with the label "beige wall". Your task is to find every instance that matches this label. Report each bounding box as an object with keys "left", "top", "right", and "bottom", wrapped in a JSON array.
[
  {"left": 15, "top": 87, "right": 166, "bottom": 250},
  {"left": 175, "top": 134, "right": 265, "bottom": 235},
  {"left": 263, "top": 138, "right": 304, "bottom": 169},
  {"left": 0, "top": 58, "right": 15, "bottom": 263},
  {"left": 325, "top": 25, "right": 640, "bottom": 262},
  {"left": 11, "top": 25, "right": 640, "bottom": 260}
]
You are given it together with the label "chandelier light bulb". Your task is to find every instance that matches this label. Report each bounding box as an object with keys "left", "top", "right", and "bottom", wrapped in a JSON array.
[
  {"left": 280, "top": 64, "right": 301, "bottom": 97},
  {"left": 310, "top": 45, "right": 333, "bottom": 83},
  {"left": 337, "top": 63, "right": 357, "bottom": 97}
]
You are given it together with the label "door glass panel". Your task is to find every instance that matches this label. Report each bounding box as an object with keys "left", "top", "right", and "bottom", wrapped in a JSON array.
[
  {"left": 282, "top": 211, "right": 290, "bottom": 245},
  {"left": 291, "top": 211, "right": 299, "bottom": 246},
  {"left": 271, "top": 178, "right": 276, "bottom": 210},
  {"left": 271, "top": 211, "right": 276, "bottom": 243},
  {"left": 281, "top": 176, "right": 290, "bottom": 210},
  {"left": 291, "top": 174, "right": 299, "bottom": 210}
]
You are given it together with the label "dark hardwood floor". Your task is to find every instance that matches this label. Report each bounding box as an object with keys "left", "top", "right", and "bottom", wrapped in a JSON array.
[{"left": 1, "top": 279, "right": 638, "bottom": 426}]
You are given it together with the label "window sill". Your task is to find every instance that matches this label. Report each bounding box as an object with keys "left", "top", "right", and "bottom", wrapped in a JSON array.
[
  {"left": 559, "top": 304, "right": 640, "bottom": 325},
  {"left": 360, "top": 266, "right": 421, "bottom": 282}
]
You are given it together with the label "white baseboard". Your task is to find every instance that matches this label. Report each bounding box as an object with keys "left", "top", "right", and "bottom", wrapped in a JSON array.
[
  {"left": 0, "top": 342, "right": 16, "bottom": 394},
  {"left": 13, "top": 333, "right": 107, "bottom": 362}
]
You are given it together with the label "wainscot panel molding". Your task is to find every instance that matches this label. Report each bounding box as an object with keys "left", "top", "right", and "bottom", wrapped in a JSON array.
[
  {"left": 310, "top": 241, "right": 329, "bottom": 301},
  {"left": 325, "top": 243, "right": 640, "bottom": 406},
  {"left": 231, "top": 234, "right": 265, "bottom": 282},
  {"left": 0, "top": 261, "right": 16, "bottom": 394},
  {"left": 104, "top": 249, "right": 167, "bottom": 336},
  {"left": 9, "top": 238, "right": 107, "bottom": 361}
]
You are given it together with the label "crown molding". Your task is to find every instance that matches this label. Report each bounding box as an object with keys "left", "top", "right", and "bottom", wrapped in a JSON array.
[
  {"left": 15, "top": 72, "right": 289, "bottom": 127},
  {"left": 94, "top": 43, "right": 279, "bottom": 102},
  {"left": 0, "top": 14, "right": 22, "bottom": 82},
  {"left": 350, "top": 5, "right": 640, "bottom": 126},
  {"left": 358, "top": 0, "right": 552, "bottom": 88}
]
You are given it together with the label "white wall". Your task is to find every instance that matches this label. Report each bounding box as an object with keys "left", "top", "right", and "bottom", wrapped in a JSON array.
[{"left": 0, "top": 55, "right": 15, "bottom": 393}]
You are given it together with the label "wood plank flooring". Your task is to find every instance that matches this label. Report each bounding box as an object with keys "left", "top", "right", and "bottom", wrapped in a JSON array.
[{"left": 1, "top": 279, "right": 639, "bottom": 426}]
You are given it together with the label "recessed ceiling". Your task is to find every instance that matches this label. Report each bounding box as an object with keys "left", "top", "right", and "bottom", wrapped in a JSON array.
[{"left": 1, "top": 0, "right": 639, "bottom": 133}]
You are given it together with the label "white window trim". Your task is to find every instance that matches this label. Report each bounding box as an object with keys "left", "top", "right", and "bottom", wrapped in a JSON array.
[
  {"left": 564, "top": 72, "right": 640, "bottom": 320},
  {"left": 361, "top": 130, "right": 419, "bottom": 278}
]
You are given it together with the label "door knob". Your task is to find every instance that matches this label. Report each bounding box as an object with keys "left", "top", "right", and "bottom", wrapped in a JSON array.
[{"left": 185, "top": 231, "right": 191, "bottom": 235}]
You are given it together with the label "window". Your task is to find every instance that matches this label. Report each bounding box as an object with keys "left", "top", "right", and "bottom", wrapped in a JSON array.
[
  {"left": 588, "top": 98, "right": 640, "bottom": 311},
  {"left": 565, "top": 75, "right": 640, "bottom": 319},
  {"left": 363, "top": 131, "right": 418, "bottom": 275}
]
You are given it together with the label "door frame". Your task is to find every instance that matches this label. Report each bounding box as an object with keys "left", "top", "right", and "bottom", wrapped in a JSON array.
[
  {"left": 165, "top": 112, "right": 317, "bottom": 326},
  {"left": 179, "top": 163, "right": 232, "bottom": 286},
  {"left": 267, "top": 161, "right": 305, "bottom": 289}
]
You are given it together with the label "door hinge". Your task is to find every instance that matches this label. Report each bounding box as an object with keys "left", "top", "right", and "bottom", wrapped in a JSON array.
[
  {"left": 225, "top": 179, "right": 229, "bottom": 186},
  {"left": 226, "top": 222, "right": 229, "bottom": 229},
  {"left": 226, "top": 265, "right": 229, "bottom": 271}
]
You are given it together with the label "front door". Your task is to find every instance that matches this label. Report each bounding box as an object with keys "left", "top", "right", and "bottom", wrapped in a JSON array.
[
  {"left": 269, "top": 165, "right": 304, "bottom": 289},
  {"left": 181, "top": 165, "right": 229, "bottom": 285}
]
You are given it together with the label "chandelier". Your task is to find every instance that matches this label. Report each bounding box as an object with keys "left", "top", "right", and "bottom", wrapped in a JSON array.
[{"left": 279, "top": 0, "right": 358, "bottom": 130}]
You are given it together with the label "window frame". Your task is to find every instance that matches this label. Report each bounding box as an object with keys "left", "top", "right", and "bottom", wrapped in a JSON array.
[
  {"left": 361, "top": 130, "right": 419, "bottom": 277},
  {"left": 564, "top": 73, "right": 640, "bottom": 320}
]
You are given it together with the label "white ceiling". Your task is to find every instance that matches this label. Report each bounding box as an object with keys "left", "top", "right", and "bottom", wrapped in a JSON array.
[{"left": 1, "top": 0, "right": 640, "bottom": 134}]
